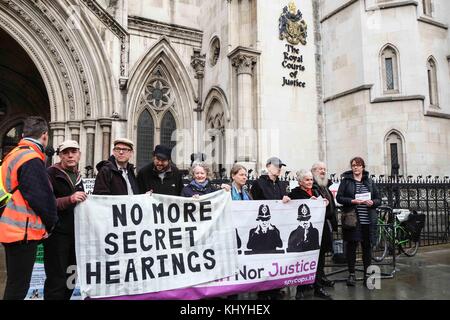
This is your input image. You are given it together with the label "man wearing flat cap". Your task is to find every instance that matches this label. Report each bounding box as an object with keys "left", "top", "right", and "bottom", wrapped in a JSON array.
[
  {"left": 287, "top": 204, "right": 320, "bottom": 253},
  {"left": 137, "top": 144, "right": 183, "bottom": 196},
  {"left": 247, "top": 204, "right": 283, "bottom": 253},
  {"left": 45, "top": 140, "right": 86, "bottom": 299},
  {"left": 93, "top": 138, "right": 139, "bottom": 195}
]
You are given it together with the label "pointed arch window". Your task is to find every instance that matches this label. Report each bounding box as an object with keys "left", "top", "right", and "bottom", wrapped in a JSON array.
[
  {"left": 427, "top": 57, "right": 439, "bottom": 107},
  {"left": 137, "top": 110, "right": 155, "bottom": 170},
  {"left": 386, "top": 131, "right": 405, "bottom": 177},
  {"left": 381, "top": 45, "right": 400, "bottom": 94},
  {"left": 160, "top": 111, "right": 177, "bottom": 150}
]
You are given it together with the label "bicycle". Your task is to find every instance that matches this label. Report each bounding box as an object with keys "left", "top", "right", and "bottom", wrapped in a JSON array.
[{"left": 372, "top": 205, "right": 425, "bottom": 262}]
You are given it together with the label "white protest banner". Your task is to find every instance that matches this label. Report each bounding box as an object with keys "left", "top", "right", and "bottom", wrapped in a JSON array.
[
  {"left": 158, "top": 199, "right": 326, "bottom": 299},
  {"left": 75, "top": 190, "right": 238, "bottom": 299}
]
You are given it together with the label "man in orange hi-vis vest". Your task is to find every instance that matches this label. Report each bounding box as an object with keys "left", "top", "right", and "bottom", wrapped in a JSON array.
[{"left": 0, "top": 116, "right": 58, "bottom": 300}]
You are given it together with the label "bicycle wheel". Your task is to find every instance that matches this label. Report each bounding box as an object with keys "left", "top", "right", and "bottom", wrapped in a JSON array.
[
  {"left": 399, "top": 239, "right": 419, "bottom": 257},
  {"left": 397, "top": 226, "right": 420, "bottom": 256},
  {"left": 372, "top": 226, "right": 388, "bottom": 262}
]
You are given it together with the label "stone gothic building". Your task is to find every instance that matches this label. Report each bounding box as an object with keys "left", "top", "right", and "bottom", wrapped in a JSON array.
[{"left": 0, "top": 0, "right": 449, "bottom": 177}]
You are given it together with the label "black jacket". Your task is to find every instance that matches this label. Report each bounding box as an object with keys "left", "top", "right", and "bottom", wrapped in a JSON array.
[
  {"left": 93, "top": 155, "right": 139, "bottom": 195},
  {"left": 313, "top": 180, "right": 338, "bottom": 231},
  {"left": 181, "top": 181, "right": 218, "bottom": 197},
  {"left": 18, "top": 158, "right": 58, "bottom": 233},
  {"left": 47, "top": 163, "right": 84, "bottom": 235},
  {"left": 336, "top": 170, "right": 382, "bottom": 242},
  {"left": 287, "top": 225, "right": 320, "bottom": 252},
  {"left": 137, "top": 163, "right": 183, "bottom": 196},
  {"left": 250, "top": 175, "right": 288, "bottom": 200},
  {"left": 288, "top": 186, "right": 319, "bottom": 200},
  {"left": 247, "top": 226, "right": 283, "bottom": 252}
]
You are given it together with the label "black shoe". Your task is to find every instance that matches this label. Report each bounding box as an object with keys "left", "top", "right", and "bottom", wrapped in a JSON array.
[
  {"left": 320, "top": 276, "right": 335, "bottom": 288},
  {"left": 295, "top": 289, "right": 306, "bottom": 300},
  {"left": 346, "top": 274, "right": 356, "bottom": 287},
  {"left": 314, "top": 287, "right": 333, "bottom": 300}
]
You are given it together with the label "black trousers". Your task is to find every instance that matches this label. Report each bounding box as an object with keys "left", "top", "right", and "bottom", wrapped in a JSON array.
[
  {"left": 2, "top": 241, "right": 39, "bottom": 300},
  {"left": 43, "top": 232, "right": 76, "bottom": 300},
  {"left": 346, "top": 224, "right": 372, "bottom": 274},
  {"left": 297, "top": 237, "right": 327, "bottom": 293}
]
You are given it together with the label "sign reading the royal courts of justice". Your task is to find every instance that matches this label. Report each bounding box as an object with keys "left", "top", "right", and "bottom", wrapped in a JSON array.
[
  {"left": 75, "top": 191, "right": 325, "bottom": 300},
  {"left": 279, "top": 1, "right": 308, "bottom": 87}
]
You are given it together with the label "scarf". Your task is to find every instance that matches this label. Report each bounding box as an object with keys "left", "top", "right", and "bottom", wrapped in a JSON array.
[{"left": 231, "top": 183, "right": 250, "bottom": 201}]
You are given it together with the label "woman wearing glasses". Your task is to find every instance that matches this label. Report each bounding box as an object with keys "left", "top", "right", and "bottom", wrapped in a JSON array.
[
  {"left": 336, "top": 157, "right": 381, "bottom": 287},
  {"left": 93, "top": 138, "right": 139, "bottom": 195}
]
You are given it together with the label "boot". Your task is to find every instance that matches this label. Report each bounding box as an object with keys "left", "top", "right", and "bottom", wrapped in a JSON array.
[
  {"left": 295, "top": 286, "right": 307, "bottom": 300},
  {"left": 314, "top": 287, "right": 333, "bottom": 300},
  {"left": 346, "top": 273, "right": 356, "bottom": 287},
  {"left": 320, "top": 276, "right": 335, "bottom": 288}
]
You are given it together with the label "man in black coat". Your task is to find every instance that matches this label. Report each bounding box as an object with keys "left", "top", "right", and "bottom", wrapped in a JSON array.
[
  {"left": 311, "top": 162, "right": 338, "bottom": 290},
  {"left": 137, "top": 145, "right": 183, "bottom": 196},
  {"left": 45, "top": 140, "right": 87, "bottom": 300},
  {"left": 93, "top": 138, "right": 139, "bottom": 195}
]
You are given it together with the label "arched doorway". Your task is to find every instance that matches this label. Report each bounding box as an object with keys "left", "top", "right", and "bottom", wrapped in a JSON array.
[{"left": 0, "top": 28, "right": 50, "bottom": 160}]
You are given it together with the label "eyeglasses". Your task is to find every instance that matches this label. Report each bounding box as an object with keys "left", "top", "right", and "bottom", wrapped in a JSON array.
[
  {"left": 113, "top": 147, "right": 132, "bottom": 153},
  {"left": 351, "top": 164, "right": 363, "bottom": 168}
]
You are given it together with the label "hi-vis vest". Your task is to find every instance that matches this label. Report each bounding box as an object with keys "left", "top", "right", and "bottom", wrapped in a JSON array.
[{"left": 0, "top": 139, "right": 47, "bottom": 243}]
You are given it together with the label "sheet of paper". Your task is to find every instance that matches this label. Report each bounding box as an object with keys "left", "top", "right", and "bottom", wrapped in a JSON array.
[{"left": 355, "top": 192, "right": 371, "bottom": 201}]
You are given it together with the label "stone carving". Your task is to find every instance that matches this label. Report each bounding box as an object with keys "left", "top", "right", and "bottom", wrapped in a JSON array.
[
  {"left": 231, "top": 54, "right": 257, "bottom": 75},
  {"left": 279, "top": 1, "right": 307, "bottom": 46},
  {"left": 210, "top": 37, "right": 220, "bottom": 66},
  {"left": 140, "top": 69, "right": 174, "bottom": 113},
  {"left": 80, "top": 0, "right": 129, "bottom": 82},
  {"left": 191, "top": 49, "right": 206, "bottom": 79}
]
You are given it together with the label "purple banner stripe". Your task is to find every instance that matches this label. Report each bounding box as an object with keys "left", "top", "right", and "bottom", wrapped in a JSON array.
[{"left": 91, "top": 273, "right": 316, "bottom": 300}]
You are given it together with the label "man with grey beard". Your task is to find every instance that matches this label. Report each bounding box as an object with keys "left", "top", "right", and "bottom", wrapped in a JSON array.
[{"left": 312, "top": 162, "right": 338, "bottom": 291}]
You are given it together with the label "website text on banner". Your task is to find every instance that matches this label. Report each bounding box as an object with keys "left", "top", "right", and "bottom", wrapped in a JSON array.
[{"left": 75, "top": 193, "right": 325, "bottom": 299}]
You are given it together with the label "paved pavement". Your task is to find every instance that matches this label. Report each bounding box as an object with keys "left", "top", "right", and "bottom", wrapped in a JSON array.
[{"left": 1, "top": 243, "right": 449, "bottom": 300}]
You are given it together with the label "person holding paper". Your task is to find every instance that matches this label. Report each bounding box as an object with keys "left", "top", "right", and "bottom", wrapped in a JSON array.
[{"left": 336, "top": 157, "right": 381, "bottom": 287}]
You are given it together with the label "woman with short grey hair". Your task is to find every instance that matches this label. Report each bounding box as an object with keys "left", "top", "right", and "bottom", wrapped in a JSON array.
[{"left": 181, "top": 162, "right": 230, "bottom": 197}]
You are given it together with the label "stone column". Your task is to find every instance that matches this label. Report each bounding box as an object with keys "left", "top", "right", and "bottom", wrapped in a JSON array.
[
  {"left": 67, "top": 121, "right": 81, "bottom": 143},
  {"left": 83, "top": 120, "right": 96, "bottom": 177},
  {"left": 98, "top": 118, "right": 112, "bottom": 160},
  {"left": 49, "top": 122, "right": 66, "bottom": 149},
  {"left": 229, "top": 47, "right": 260, "bottom": 165},
  {"left": 190, "top": 48, "right": 206, "bottom": 153}
]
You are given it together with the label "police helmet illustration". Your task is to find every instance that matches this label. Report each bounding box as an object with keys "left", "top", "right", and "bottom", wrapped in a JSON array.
[
  {"left": 297, "top": 204, "right": 311, "bottom": 221},
  {"left": 256, "top": 204, "right": 271, "bottom": 221}
]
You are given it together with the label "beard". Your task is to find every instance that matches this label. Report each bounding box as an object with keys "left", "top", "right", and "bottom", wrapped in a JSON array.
[{"left": 313, "top": 173, "right": 328, "bottom": 187}]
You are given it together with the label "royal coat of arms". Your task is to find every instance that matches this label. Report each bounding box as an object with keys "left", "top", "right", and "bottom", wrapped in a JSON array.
[{"left": 279, "top": 1, "right": 307, "bottom": 46}]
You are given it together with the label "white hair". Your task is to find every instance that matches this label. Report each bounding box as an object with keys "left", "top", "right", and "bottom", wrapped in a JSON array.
[
  {"left": 311, "top": 161, "right": 326, "bottom": 172},
  {"left": 296, "top": 169, "right": 313, "bottom": 182}
]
